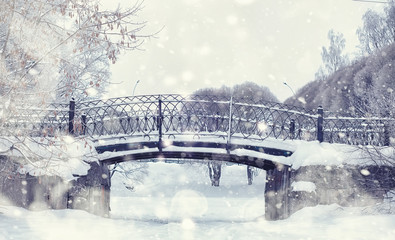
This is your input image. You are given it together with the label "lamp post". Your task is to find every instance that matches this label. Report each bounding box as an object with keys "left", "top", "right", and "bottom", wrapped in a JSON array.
[
  {"left": 283, "top": 82, "right": 296, "bottom": 97},
  {"left": 132, "top": 80, "right": 140, "bottom": 96}
]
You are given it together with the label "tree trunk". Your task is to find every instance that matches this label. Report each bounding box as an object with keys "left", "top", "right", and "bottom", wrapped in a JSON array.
[
  {"left": 208, "top": 162, "right": 222, "bottom": 187},
  {"left": 247, "top": 166, "right": 253, "bottom": 185}
]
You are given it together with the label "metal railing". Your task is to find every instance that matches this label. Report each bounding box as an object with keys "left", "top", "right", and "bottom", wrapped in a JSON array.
[
  {"left": 74, "top": 95, "right": 318, "bottom": 143},
  {"left": 1, "top": 94, "right": 393, "bottom": 146}
]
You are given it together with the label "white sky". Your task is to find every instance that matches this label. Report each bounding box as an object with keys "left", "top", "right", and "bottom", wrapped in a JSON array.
[{"left": 101, "top": 0, "right": 384, "bottom": 101}]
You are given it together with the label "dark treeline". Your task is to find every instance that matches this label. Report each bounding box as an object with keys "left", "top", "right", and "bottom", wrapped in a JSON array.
[{"left": 193, "top": 81, "right": 278, "bottom": 103}]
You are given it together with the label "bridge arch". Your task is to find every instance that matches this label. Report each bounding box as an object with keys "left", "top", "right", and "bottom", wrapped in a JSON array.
[
  {"left": 95, "top": 139, "right": 293, "bottom": 170},
  {"left": 94, "top": 136, "right": 294, "bottom": 221}
]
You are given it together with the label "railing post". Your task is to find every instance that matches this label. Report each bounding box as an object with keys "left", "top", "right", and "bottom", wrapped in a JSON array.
[
  {"left": 69, "top": 99, "right": 75, "bottom": 135},
  {"left": 81, "top": 114, "right": 86, "bottom": 136},
  {"left": 290, "top": 119, "right": 295, "bottom": 140},
  {"left": 216, "top": 111, "right": 220, "bottom": 131},
  {"left": 226, "top": 96, "right": 233, "bottom": 153},
  {"left": 158, "top": 96, "right": 163, "bottom": 152},
  {"left": 317, "top": 106, "right": 324, "bottom": 142}
]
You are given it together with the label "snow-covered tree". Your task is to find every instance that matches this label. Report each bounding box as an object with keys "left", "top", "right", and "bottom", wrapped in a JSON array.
[
  {"left": 0, "top": 0, "right": 149, "bottom": 104},
  {"left": 357, "top": 1, "right": 395, "bottom": 55},
  {"left": 0, "top": 0, "right": 151, "bottom": 176},
  {"left": 371, "top": 60, "right": 395, "bottom": 117},
  {"left": 316, "top": 29, "right": 349, "bottom": 80},
  {"left": 56, "top": 42, "right": 110, "bottom": 102}
]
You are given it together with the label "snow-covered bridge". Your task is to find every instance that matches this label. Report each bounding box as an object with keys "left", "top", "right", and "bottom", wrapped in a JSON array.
[
  {"left": 1, "top": 94, "right": 394, "bottom": 220},
  {"left": 2, "top": 93, "right": 391, "bottom": 170}
]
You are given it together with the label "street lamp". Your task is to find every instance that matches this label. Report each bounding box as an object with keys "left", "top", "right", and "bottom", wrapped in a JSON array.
[
  {"left": 283, "top": 82, "right": 296, "bottom": 96},
  {"left": 132, "top": 80, "right": 140, "bottom": 96}
]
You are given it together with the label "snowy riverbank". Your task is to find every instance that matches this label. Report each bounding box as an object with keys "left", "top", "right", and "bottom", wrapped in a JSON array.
[{"left": 2, "top": 162, "right": 395, "bottom": 239}]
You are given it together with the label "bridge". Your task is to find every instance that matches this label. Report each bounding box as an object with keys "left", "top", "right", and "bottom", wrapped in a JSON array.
[{"left": 1, "top": 94, "right": 393, "bottom": 220}]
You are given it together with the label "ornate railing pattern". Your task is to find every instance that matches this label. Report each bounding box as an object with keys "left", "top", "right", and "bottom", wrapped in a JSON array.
[
  {"left": 75, "top": 95, "right": 318, "bottom": 142},
  {"left": 1, "top": 94, "right": 394, "bottom": 146},
  {"left": 0, "top": 102, "right": 69, "bottom": 137},
  {"left": 323, "top": 117, "right": 393, "bottom": 146}
]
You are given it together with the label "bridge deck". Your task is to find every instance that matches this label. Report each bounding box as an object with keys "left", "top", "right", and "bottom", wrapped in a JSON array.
[{"left": 94, "top": 136, "right": 294, "bottom": 170}]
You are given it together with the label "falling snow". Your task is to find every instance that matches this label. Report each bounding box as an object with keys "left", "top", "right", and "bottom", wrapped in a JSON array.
[{"left": 2, "top": 0, "right": 395, "bottom": 239}]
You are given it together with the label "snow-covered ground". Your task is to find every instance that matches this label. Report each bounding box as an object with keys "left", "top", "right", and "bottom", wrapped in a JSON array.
[{"left": 2, "top": 162, "right": 395, "bottom": 240}]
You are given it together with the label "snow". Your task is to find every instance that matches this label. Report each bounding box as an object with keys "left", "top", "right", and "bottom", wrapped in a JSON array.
[
  {"left": 110, "top": 163, "right": 267, "bottom": 223},
  {"left": 2, "top": 204, "right": 395, "bottom": 240},
  {"left": 18, "top": 156, "right": 91, "bottom": 181},
  {"left": 288, "top": 140, "right": 395, "bottom": 169},
  {"left": 2, "top": 162, "right": 395, "bottom": 240},
  {"left": 291, "top": 181, "right": 317, "bottom": 193},
  {"left": 0, "top": 136, "right": 97, "bottom": 181},
  {"left": 289, "top": 141, "right": 347, "bottom": 169}
]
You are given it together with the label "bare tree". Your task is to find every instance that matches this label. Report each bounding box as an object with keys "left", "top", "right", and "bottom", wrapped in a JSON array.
[
  {"left": 0, "top": 0, "right": 153, "bottom": 180},
  {"left": 110, "top": 162, "right": 148, "bottom": 192}
]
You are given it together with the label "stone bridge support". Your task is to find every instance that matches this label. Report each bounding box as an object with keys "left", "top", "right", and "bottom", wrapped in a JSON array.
[
  {"left": 68, "top": 162, "right": 111, "bottom": 217},
  {"left": 265, "top": 164, "right": 291, "bottom": 221}
]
